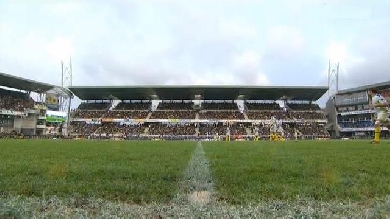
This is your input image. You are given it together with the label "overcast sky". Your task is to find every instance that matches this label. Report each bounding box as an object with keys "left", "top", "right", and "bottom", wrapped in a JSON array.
[{"left": 1, "top": 0, "right": 389, "bottom": 106}]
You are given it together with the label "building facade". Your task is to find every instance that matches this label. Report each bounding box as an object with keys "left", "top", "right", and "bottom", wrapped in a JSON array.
[{"left": 326, "top": 82, "right": 390, "bottom": 139}]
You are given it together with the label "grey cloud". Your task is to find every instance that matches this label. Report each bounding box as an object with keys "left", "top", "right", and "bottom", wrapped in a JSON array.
[
  {"left": 1, "top": 0, "right": 390, "bottom": 102},
  {"left": 339, "top": 33, "right": 390, "bottom": 89}
]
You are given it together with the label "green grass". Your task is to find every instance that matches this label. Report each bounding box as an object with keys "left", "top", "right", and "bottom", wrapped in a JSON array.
[
  {"left": 0, "top": 140, "right": 195, "bottom": 204},
  {"left": 2, "top": 139, "right": 390, "bottom": 208},
  {"left": 204, "top": 140, "right": 390, "bottom": 204}
]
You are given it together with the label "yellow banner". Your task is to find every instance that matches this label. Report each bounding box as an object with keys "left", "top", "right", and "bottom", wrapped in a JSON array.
[
  {"left": 46, "top": 93, "right": 59, "bottom": 106},
  {"left": 34, "top": 104, "right": 46, "bottom": 110}
]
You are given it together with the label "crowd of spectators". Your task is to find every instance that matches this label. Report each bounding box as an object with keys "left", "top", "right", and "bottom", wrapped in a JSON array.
[
  {"left": 115, "top": 102, "right": 150, "bottom": 110},
  {"left": 72, "top": 102, "right": 150, "bottom": 119},
  {"left": 77, "top": 102, "right": 111, "bottom": 110},
  {"left": 202, "top": 102, "right": 237, "bottom": 110},
  {"left": 94, "top": 123, "right": 145, "bottom": 136},
  {"left": 296, "top": 123, "right": 329, "bottom": 136},
  {"left": 158, "top": 101, "right": 193, "bottom": 110},
  {"left": 338, "top": 121, "right": 373, "bottom": 128},
  {"left": 148, "top": 123, "right": 196, "bottom": 135},
  {"left": 69, "top": 121, "right": 101, "bottom": 136},
  {"left": 287, "top": 103, "right": 321, "bottom": 111},
  {"left": 70, "top": 121, "right": 145, "bottom": 136},
  {"left": 150, "top": 111, "right": 196, "bottom": 119},
  {"left": 199, "top": 111, "right": 244, "bottom": 120},
  {"left": 72, "top": 110, "right": 105, "bottom": 119},
  {"left": 198, "top": 123, "right": 247, "bottom": 136},
  {"left": 198, "top": 123, "right": 227, "bottom": 135},
  {"left": 148, "top": 102, "right": 195, "bottom": 119},
  {"left": 69, "top": 101, "right": 329, "bottom": 138},
  {"left": 247, "top": 111, "right": 325, "bottom": 120},
  {"left": 249, "top": 122, "right": 329, "bottom": 138},
  {"left": 72, "top": 102, "right": 112, "bottom": 119},
  {"left": 104, "top": 110, "right": 149, "bottom": 119},
  {"left": 246, "top": 103, "right": 325, "bottom": 120},
  {"left": 246, "top": 102, "right": 280, "bottom": 110},
  {"left": 338, "top": 115, "right": 374, "bottom": 129},
  {"left": 0, "top": 89, "right": 35, "bottom": 111}
]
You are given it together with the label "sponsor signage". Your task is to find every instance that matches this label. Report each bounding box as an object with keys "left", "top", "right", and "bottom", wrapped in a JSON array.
[
  {"left": 340, "top": 127, "right": 388, "bottom": 132},
  {"left": 70, "top": 118, "right": 328, "bottom": 123},
  {"left": 339, "top": 110, "right": 375, "bottom": 116},
  {"left": 335, "top": 91, "right": 368, "bottom": 106},
  {"left": 46, "top": 110, "right": 67, "bottom": 123},
  {"left": 0, "top": 110, "right": 25, "bottom": 116}
]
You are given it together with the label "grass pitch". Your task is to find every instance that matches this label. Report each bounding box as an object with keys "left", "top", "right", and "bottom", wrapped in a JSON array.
[
  {"left": 204, "top": 140, "right": 390, "bottom": 205},
  {"left": 0, "top": 140, "right": 195, "bottom": 204},
  {"left": 1, "top": 139, "right": 390, "bottom": 218}
]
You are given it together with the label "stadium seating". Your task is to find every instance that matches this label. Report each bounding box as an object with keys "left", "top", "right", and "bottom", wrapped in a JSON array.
[
  {"left": 0, "top": 88, "right": 34, "bottom": 111},
  {"left": 199, "top": 111, "right": 244, "bottom": 120},
  {"left": 70, "top": 121, "right": 101, "bottom": 136},
  {"left": 95, "top": 123, "right": 145, "bottom": 136},
  {"left": 338, "top": 120, "right": 373, "bottom": 128},
  {"left": 104, "top": 110, "right": 149, "bottom": 119},
  {"left": 198, "top": 123, "right": 227, "bottom": 136},
  {"left": 198, "top": 101, "right": 244, "bottom": 120},
  {"left": 150, "top": 111, "right": 196, "bottom": 119},
  {"left": 202, "top": 102, "right": 237, "bottom": 110},
  {"left": 115, "top": 102, "right": 150, "bottom": 110},
  {"left": 77, "top": 102, "right": 111, "bottom": 110},
  {"left": 157, "top": 101, "right": 193, "bottom": 110},
  {"left": 287, "top": 103, "right": 321, "bottom": 111},
  {"left": 69, "top": 100, "right": 329, "bottom": 138},
  {"left": 149, "top": 102, "right": 196, "bottom": 119},
  {"left": 246, "top": 102, "right": 281, "bottom": 110},
  {"left": 148, "top": 123, "right": 196, "bottom": 136}
]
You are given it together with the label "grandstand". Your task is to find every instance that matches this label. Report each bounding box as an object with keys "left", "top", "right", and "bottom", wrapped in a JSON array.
[
  {"left": 68, "top": 85, "right": 329, "bottom": 140},
  {"left": 326, "top": 81, "right": 390, "bottom": 139},
  {"left": 0, "top": 71, "right": 330, "bottom": 141},
  {"left": 0, "top": 72, "right": 71, "bottom": 138}
]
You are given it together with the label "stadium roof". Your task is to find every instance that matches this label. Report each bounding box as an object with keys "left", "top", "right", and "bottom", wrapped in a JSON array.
[
  {"left": 69, "top": 85, "right": 328, "bottom": 101},
  {"left": 0, "top": 72, "right": 72, "bottom": 97},
  {"left": 337, "top": 81, "right": 390, "bottom": 94}
]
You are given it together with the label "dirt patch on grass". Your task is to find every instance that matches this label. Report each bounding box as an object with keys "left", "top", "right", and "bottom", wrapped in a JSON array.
[{"left": 188, "top": 191, "right": 212, "bottom": 205}]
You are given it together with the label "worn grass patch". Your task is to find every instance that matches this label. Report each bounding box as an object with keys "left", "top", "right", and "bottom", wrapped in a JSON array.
[
  {"left": 0, "top": 140, "right": 195, "bottom": 204},
  {"left": 1, "top": 195, "right": 389, "bottom": 218},
  {"left": 204, "top": 140, "right": 390, "bottom": 205}
]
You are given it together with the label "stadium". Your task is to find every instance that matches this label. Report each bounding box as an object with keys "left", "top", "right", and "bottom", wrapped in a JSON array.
[
  {"left": 1, "top": 71, "right": 390, "bottom": 218},
  {"left": 0, "top": 71, "right": 330, "bottom": 140},
  {"left": 326, "top": 81, "right": 390, "bottom": 139}
]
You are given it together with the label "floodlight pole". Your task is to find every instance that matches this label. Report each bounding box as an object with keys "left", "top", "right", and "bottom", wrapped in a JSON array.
[
  {"left": 328, "top": 60, "right": 339, "bottom": 98},
  {"left": 60, "top": 57, "right": 73, "bottom": 135}
]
